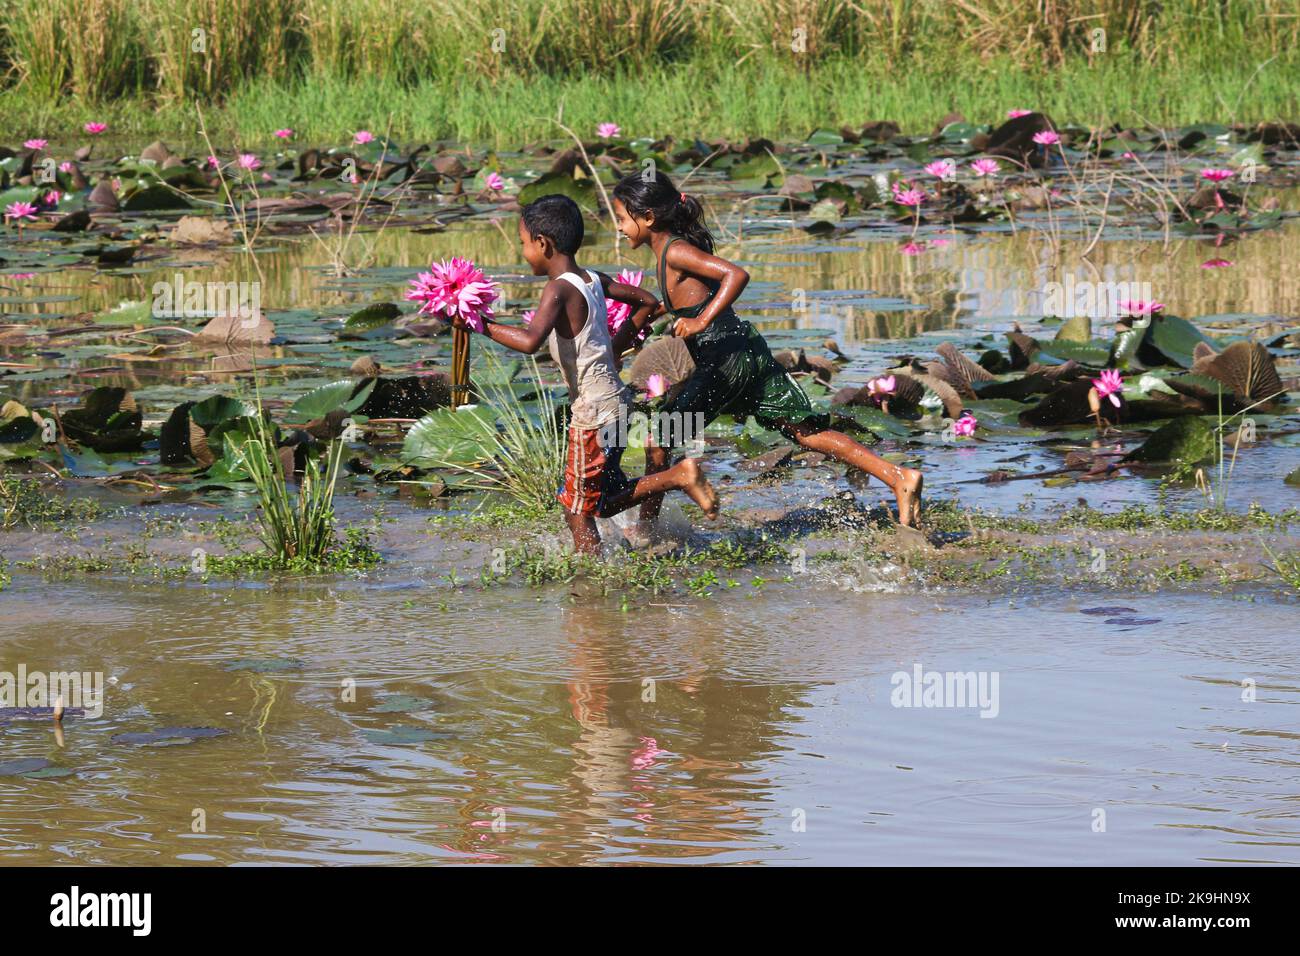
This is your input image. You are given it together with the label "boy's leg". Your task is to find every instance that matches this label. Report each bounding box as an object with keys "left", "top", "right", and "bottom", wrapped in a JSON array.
[
  {"left": 564, "top": 512, "right": 602, "bottom": 555},
  {"left": 781, "top": 419, "right": 924, "bottom": 526},
  {"left": 602, "top": 457, "right": 719, "bottom": 521}
]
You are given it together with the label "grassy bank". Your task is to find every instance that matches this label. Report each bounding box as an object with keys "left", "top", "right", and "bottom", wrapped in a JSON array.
[{"left": 1, "top": 0, "right": 1297, "bottom": 145}]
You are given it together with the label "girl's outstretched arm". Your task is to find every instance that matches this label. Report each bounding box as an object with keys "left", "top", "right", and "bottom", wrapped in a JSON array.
[
  {"left": 600, "top": 272, "right": 660, "bottom": 356},
  {"left": 665, "top": 242, "right": 749, "bottom": 338},
  {"left": 460, "top": 278, "right": 566, "bottom": 354}
]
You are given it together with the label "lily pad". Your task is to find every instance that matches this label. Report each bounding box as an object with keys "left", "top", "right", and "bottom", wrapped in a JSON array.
[
  {"left": 111, "top": 726, "right": 229, "bottom": 746},
  {"left": 1122, "top": 416, "right": 1216, "bottom": 465}
]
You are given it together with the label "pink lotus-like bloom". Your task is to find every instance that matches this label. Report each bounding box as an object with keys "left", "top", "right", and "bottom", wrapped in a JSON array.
[
  {"left": 206, "top": 155, "right": 220, "bottom": 169},
  {"left": 274, "top": 128, "right": 294, "bottom": 140},
  {"left": 24, "top": 138, "right": 47, "bottom": 150},
  {"left": 1117, "top": 300, "right": 1164, "bottom": 316},
  {"left": 1200, "top": 258, "right": 1234, "bottom": 269},
  {"left": 406, "top": 257, "right": 500, "bottom": 334},
  {"left": 354, "top": 130, "right": 374, "bottom": 145},
  {"left": 924, "top": 160, "right": 956, "bottom": 180},
  {"left": 596, "top": 122, "right": 620, "bottom": 139},
  {"left": 604, "top": 269, "right": 649, "bottom": 342},
  {"left": 1122, "top": 151, "right": 1136, "bottom": 160},
  {"left": 630, "top": 736, "right": 667, "bottom": 771},
  {"left": 952, "top": 412, "right": 978, "bottom": 438},
  {"left": 5, "top": 201, "right": 38, "bottom": 222},
  {"left": 1200, "top": 168, "right": 1234, "bottom": 183},
  {"left": 521, "top": 309, "right": 535, "bottom": 326},
  {"left": 1007, "top": 109, "right": 1033, "bottom": 119},
  {"left": 891, "top": 182, "right": 925, "bottom": 206},
  {"left": 237, "top": 153, "right": 261, "bottom": 171},
  {"left": 84, "top": 122, "right": 107, "bottom": 135},
  {"left": 646, "top": 374, "right": 669, "bottom": 398},
  {"left": 900, "top": 242, "right": 924, "bottom": 256},
  {"left": 41, "top": 190, "right": 60, "bottom": 207},
  {"left": 866, "top": 375, "right": 896, "bottom": 402},
  {"left": 8, "top": 272, "right": 36, "bottom": 280},
  {"left": 1033, "top": 130, "right": 1060, "bottom": 146},
  {"left": 970, "top": 158, "right": 1000, "bottom": 177},
  {"left": 484, "top": 171, "right": 505, "bottom": 191},
  {"left": 1091, "top": 369, "right": 1123, "bottom": 408},
  {"left": 261, "top": 172, "right": 273, "bottom": 182},
  {"left": 928, "top": 237, "right": 951, "bottom": 248},
  {"left": 59, "top": 161, "right": 74, "bottom": 173}
]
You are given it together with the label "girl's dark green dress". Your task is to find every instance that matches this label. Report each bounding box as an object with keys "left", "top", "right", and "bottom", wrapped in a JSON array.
[{"left": 655, "top": 236, "right": 822, "bottom": 444}]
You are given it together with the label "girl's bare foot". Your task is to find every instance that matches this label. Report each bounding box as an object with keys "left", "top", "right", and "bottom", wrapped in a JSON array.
[
  {"left": 894, "top": 468, "right": 923, "bottom": 527},
  {"left": 679, "top": 458, "right": 720, "bottom": 519}
]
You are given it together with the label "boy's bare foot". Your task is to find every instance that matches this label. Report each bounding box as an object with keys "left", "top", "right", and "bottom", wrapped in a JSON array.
[
  {"left": 679, "top": 458, "right": 720, "bottom": 520},
  {"left": 894, "top": 468, "right": 923, "bottom": 527}
]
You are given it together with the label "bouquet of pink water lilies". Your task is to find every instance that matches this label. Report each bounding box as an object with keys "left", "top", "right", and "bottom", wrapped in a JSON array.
[{"left": 406, "top": 257, "right": 500, "bottom": 407}]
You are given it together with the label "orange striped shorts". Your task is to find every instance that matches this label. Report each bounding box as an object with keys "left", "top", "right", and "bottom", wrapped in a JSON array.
[{"left": 558, "top": 424, "right": 630, "bottom": 517}]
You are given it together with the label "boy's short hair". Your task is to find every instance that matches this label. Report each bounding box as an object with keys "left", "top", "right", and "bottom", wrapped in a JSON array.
[{"left": 521, "top": 195, "right": 583, "bottom": 254}]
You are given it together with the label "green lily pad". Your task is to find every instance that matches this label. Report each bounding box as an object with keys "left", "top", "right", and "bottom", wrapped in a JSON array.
[{"left": 1123, "top": 416, "right": 1216, "bottom": 465}]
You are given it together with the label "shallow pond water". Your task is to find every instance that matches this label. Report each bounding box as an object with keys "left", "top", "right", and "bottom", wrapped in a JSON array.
[
  {"left": 2, "top": 575, "right": 1296, "bottom": 865},
  {"left": 3, "top": 146, "right": 1299, "bottom": 864}
]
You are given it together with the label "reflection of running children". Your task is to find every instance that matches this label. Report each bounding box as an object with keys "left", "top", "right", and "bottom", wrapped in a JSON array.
[
  {"left": 611, "top": 170, "right": 925, "bottom": 532},
  {"left": 450, "top": 195, "right": 719, "bottom": 554}
]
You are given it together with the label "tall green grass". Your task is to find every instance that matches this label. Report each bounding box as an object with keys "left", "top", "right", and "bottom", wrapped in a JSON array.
[{"left": 1, "top": 0, "right": 1296, "bottom": 143}]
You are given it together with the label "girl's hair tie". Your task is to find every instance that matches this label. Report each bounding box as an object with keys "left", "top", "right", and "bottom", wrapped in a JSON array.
[{"left": 680, "top": 192, "right": 687, "bottom": 202}]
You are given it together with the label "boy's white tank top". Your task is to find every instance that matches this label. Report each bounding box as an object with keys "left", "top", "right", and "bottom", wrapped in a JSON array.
[{"left": 548, "top": 271, "right": 630, "bottom": 430}]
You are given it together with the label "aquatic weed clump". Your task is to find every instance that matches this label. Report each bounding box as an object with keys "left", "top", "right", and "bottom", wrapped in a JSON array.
[{"left": 0, "top": 477, "right": 103, "bottom": 530}]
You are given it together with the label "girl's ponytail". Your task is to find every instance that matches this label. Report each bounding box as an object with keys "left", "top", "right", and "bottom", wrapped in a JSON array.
[{"left": 612, "top": 170, "right": 715, "bottom": 254}]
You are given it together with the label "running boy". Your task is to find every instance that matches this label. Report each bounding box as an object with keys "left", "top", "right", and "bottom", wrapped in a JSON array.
[
  {"left": 452, "top": 194, "right": 719, "bottom": 554},
  {"left": 611, "top": 171, "right": 924, "bottom": 529}
]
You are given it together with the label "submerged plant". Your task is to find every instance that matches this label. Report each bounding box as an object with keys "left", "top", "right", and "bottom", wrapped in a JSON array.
[
  {"left": 428, "top": 351, "right": 564, "bottom": 513},
  {"left": 230, "top": 402, "right": 346, "bottom": 568}
]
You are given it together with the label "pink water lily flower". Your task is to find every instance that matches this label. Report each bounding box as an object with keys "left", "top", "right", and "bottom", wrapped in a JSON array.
[
  {"left": 24, "top": 138, "right": 47, "bottom": 150},
  {"left": 1092, "top": 369, "right": 1124, "bottom": 408},
  {"left": 406, "top": 257, "right": 500, "bottom": 334},
  {"left": 952, "top": 412, "right": 978, "bottom": 438},
  {"left": 1200, "top": 168, "right": 1234, "bottom": 183},
  {"left": 646, "top": 374, "right": 669, "bottom": 398},
  {"left": 630, "top": 736, "right": 667, "bottom": 771},
  {"left": 866, "top": 375, "right": 897, "bottom": 402},
  {"left": 5, "top": 201, "right": 38, "bottom": 222},
  {"left": 59, "top": 161, "right": 75, "bottom": 173},
  {"left": 969, "top": 158, "right": 1000, "bottom": 177},
  {"left": 891, "top": 182, "right": 925, "bottom": 206},
  {"left": 41, "top": 190, "right": 60, "bottom": 207},
  {"left": 596, "top": 122, "right": 620, "bottom": 139},
  {"left": 521, "top": 309, "right": 535, "bottom": 325},
  {"left": 206, "top": 155, "right": 220, "bottom": 169},
  {"left": 237, "top": 153, "right": 261, "bottom": 171},
  {"left": 84, "top": 122, "right": 107, "bottom": 135},
  {"left": 484, "top": 171, "right": 505, "bottom": 191},
  {"left": 1032, "top": 130, "right": 1060, "bottom": 146},
  {"left": 1117, "top": 300, "right": 1164, "bottom": 317},
  {"left": 1200, "top": 258, "right": 1234, "bottom": 269},
  {"left": 354, "top": 130, "right": 374, "bottom": 145},
  {"left": 924, "top": 160, "right": 956, "bottom": 180},
  {"left": 604, "top": 269, "right": 649, "bottom": 342},
  {"left": 274, "top": 128, "right": 294, "bottom": 140},
  {"left": 1007, "top": 109, "right": 1033, "bottom": 119},
  {"left": 900, "top": 242, "right": 924, "bottom": 256}
]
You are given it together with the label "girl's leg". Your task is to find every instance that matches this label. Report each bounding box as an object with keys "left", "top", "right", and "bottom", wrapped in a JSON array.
[
  {"left": 782, "top": 420, "right": 924, "bottom": 526},
  {"left": 635, "top": 443, "right": 673, "bottom": 536},
  {"left": 603, "top": 458, "right": 718, "bottom": 521},
  {"left": 564, "top": 512, "right": 602, "bottom": 556}
]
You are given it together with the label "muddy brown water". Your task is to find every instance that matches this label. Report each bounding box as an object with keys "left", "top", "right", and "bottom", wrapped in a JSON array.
[{"left": 3, "top": 215, "right": 1299, "bottom": 864}]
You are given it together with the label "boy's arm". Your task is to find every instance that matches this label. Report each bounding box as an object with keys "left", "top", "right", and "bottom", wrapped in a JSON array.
[
  {"left": 666, "top": 242, "right": 749, "bottom": 338},
  {"left": 459, "top": 280, "right": 564, "bottom": 354},
  {"left": 599, "top": 271, "right": 660, "bottom": 356}
]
